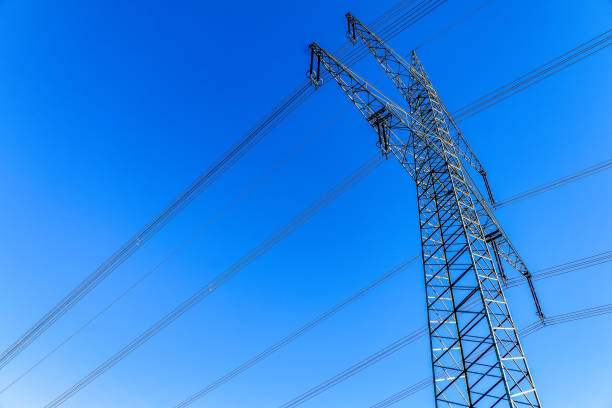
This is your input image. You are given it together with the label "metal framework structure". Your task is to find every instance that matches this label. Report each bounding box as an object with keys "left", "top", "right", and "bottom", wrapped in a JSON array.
[{"left": 308, "top": 14, "right": 543, "bottom": 408}]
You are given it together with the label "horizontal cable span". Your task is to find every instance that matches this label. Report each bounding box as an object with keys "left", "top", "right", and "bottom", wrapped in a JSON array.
[
  {"left": 1, "top": 0, "right": 453, "bottom": 395},
  {"left": 453, "top": 28, "right": 611, "bottom": 122},
  {"left": 506, "top": 250, "right": 612, "bottom": 288},
  {"left": 42, "top": 154, "right": 385, "bottom": 408},
  {"left": 169, "top": 248, "right": 610, "bottom": 408},
  {"left": 495, "top": 158, "right": 612, "bottom": 208},
  {"left": 272, "top": 271, "right": 609, "bottom": 408},
  {"left": 0, "top": 0, "right": 448, "bottom": 371},
  {"left": 14, "top": 3, "right": 606, "bottom": 405},
  {"left": 276, "top": 327, "right": 428, "bottom": 408},
  {"left": 368, "top": 377, "right": 432, "bottom": 408},
  {"left": 0, "top": 109, "right": 348, "bottom": 396},
  {"left": 414, "top": 0, "right": 496, "bottom": 50},
  {"left": 172, "top": 256, "right": 419, "bottom": 408},
  {"left": 39, "top": 19, "right": 608, "bottom": 406},
  {"left": 515, "top": 303, "right": 612, "bottom": 338},
  {"left": 365, "top": 303, "right": 612, "bottom": 408},
  {"left": 0, "top": 80, "right": 313, "bottom": 372}
]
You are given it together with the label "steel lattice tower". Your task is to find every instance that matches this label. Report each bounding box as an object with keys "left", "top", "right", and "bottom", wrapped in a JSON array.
[{"left": 308, "top": 14, "right": 543, "bottom": 408}]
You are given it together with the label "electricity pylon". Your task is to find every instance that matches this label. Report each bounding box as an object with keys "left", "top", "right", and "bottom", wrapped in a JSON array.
[{"left": 308, "top": 14, "right": 543, "bottom": 408}]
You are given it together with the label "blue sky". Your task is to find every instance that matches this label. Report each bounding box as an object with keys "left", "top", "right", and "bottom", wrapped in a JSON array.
[{"left": 0, "top": 0, "right": 610, "bottom": 407}]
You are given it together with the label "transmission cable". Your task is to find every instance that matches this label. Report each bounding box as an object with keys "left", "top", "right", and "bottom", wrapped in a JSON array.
[
  {"left": 0, "top": 108, "right": 348, "bottom": 395},
  {"left": 414, "top": 0, "right": 497, "bottom": 50},
  {"left": 17, "top": 21, "right": 609, "bottom": 399},
  {"left": 0, "top": 79, "right": 313, "bottom": 371},
  {"left": 172, "top": 256, "right": 419, "bottom": 408},
  {"left": 12, "top": 17, "right": 607, "bottom": 399},
  {"left": 506, "top": 250, "right": 612, "bottom": 288},
  {"left": 368, "top": 303, "right": 612, "bottom": 408},
  {"left": 281, "top": 302, "right": 612, "bottom": 408},
  {"left": 276, "top": 326, "right": 428, "bottom": 408},
  {"left": 1, "top": 0, "right": 459, "bottom": 387},
  {"left": 0, "top": 0, "right": 447, "bottom": 371},
  {"left": 494, "top": 158, "right": 612, "bottom": 208},
  {"left": 12, "top": 0, "right": 607, "bottom": 400},
  {"left": 41, "top": 153, "right": 385, "bottom": 408},
  {"left": 168, "top": 246, "right": 610, "bottom": 407},
  {"left": 453, "top": 28, "right": 611, "bottom": 122}
]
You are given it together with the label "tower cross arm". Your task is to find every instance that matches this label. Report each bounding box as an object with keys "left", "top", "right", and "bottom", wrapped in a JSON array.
[
  {"left": 346, "top": 13, "right": 496, "bottom": 203},
  {"left": 309, "top": 42, "right": 430, "bottom": 181}
]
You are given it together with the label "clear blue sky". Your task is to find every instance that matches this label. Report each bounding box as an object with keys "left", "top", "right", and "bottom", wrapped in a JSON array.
[{"left": 0, "top": 1, "right": 610, "bottom": 407}]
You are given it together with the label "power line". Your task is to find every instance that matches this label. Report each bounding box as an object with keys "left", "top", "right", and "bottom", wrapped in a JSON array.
[
  {"left": 507, "top": 250, "right": 612, "bottom": 288},
  {"left": 290, "top": 302, "right": 612, "bottom": 408},
  {"left": 453, "top": 28, "right": 612, "bottom": 122},
  {"left": 526, "top": 303, "right": 612, "bottom": 334},
  {"left": 277, "top": 327, "right": 428, "bottom": 408},
  {"left": 14, "top": 25, "right": 605, "bottom": 401},
  {"left": 0, "top": 109, "right": 348, "bottom": 396},
  {"left": 14, "top": 19, "right": 607, "bottom": 398},
  {"left": 0, "top": 0, "right": 449, "bottom": 371},
  {"left": 42, "top": 154, "right": 385, "bottom": 408},
  {"left": 495, "top": 158, "right": 612, "bottom": 208},
  {"left": 166, "top": 248, "right": 609, "bottom": 408},
  {"left": 367, "top": 376, "right": 432, "bottom": 408},
  {"left": 0, "top": 79, "right": 313, "bottom": 372},
  {"left": 414, "top": 0, "right": 497, "bottom": 50},
  {"left": 11, "top": 3, "right": 606, "bottom": 401},
  {"left": 271, "top": 265, "right": 610, "bottom": 408},
  {"left": 0, "top": 0, "right": 454, "bottom": 392},
  {"left": 172, "top": 256, "right": 419, "bottom": 408},
  {"left": 336, "top": 0, "right": 450, "bottom": 70}
]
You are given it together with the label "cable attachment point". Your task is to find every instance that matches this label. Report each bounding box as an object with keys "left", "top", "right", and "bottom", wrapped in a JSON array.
[
  {"left": 345, "top": 13, "right": 357, "bottom": 44},
  {"left": 308, "top": 44, "right": 323, "bottom": 88},
  {"left": 479, "top": 170, "right": 496, "bottom": 207},
  {"left": 368, "top": 107, "right": 391, "bottom": 158}
]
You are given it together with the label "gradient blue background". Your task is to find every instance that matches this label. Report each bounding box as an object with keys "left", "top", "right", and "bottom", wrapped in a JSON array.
[{"left": 0, "top": 0, "right": 611, "bottom": 407}]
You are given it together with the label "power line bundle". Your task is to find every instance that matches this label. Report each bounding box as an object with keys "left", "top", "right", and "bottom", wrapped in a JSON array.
[
  {"left": 277, "top": 326, "right": 428, "bottom": 408},
  {"left": 368, "top": 377, "right": 432, "bottom": 408},
  {"left": 5, "top": 36, "right": 607, "bottom": 396},
  {"left": 0, "top": 0, "right": 449, "bottom": 372},
  {"left": 507, "top": 250, "right": 612, "bottom": 288},
  {"left": 495, "top": 158, "right": 612, "bottom": 208},
  {"left": 3, "top": 2, "right": 608, "bottom": 406},
  {"left": 313, "top": 303, "right": 612, "bottom": 408},
  {"left": 0, "top": 110, "right": 349, "bottom": 396},
  {"left": 453, "top": 28, "right": 612, "bottom": 122},
  {"left": 515, "top": 304, "right": 612, "bottom": 338},
  {"left": 172, "top": 256, "right": 418, "bottom": 408},
  {"left": 43, "top": 154, "right": 385, "bottom": 408}
]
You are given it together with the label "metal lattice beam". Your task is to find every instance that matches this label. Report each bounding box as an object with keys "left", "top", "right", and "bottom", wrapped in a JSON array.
[
  {"left": 345, "top": 14, "right": 544, "bottom": 322},
  {"left": 309, "top": 28, "right": 542, "bottom": 407}
]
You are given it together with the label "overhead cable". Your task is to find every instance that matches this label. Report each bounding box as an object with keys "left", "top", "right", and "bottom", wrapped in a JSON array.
[
  {"left": 0, "top": 109, "right": 348, "bottom": 395},
  {"left": 495, "top": 158, "right": 612, "bottom": 209},
  {"left": 414, "top": 0, "right": 497, "bottom": 50},
  {"left": 42, "top": 154, "right": 385, "bottom": 408},
  {"left": 291, "top": 303, "right": 612, "bottom": 408},
  {"left": 276, "top": 326, "right": 428, "bottom": 408},
  {"left": 453, "top": 28, "right": 611, "bottom": 122},
  {"left": 0, "top": 0, "right": 448, "bottom": 371},
  {"left": 32, "top": 26, "right": 610, "bottom": 402},
  {"left": 507, "top": 250, "right": 612, "bottom": 288},
  {"left": 172, "top": 256, "right": 419, "bottom": 408}
]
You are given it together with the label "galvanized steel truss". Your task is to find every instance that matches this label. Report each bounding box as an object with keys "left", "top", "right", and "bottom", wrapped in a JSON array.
[{"left": 309, "top": 15, "right": 543, "bottom": 408}]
